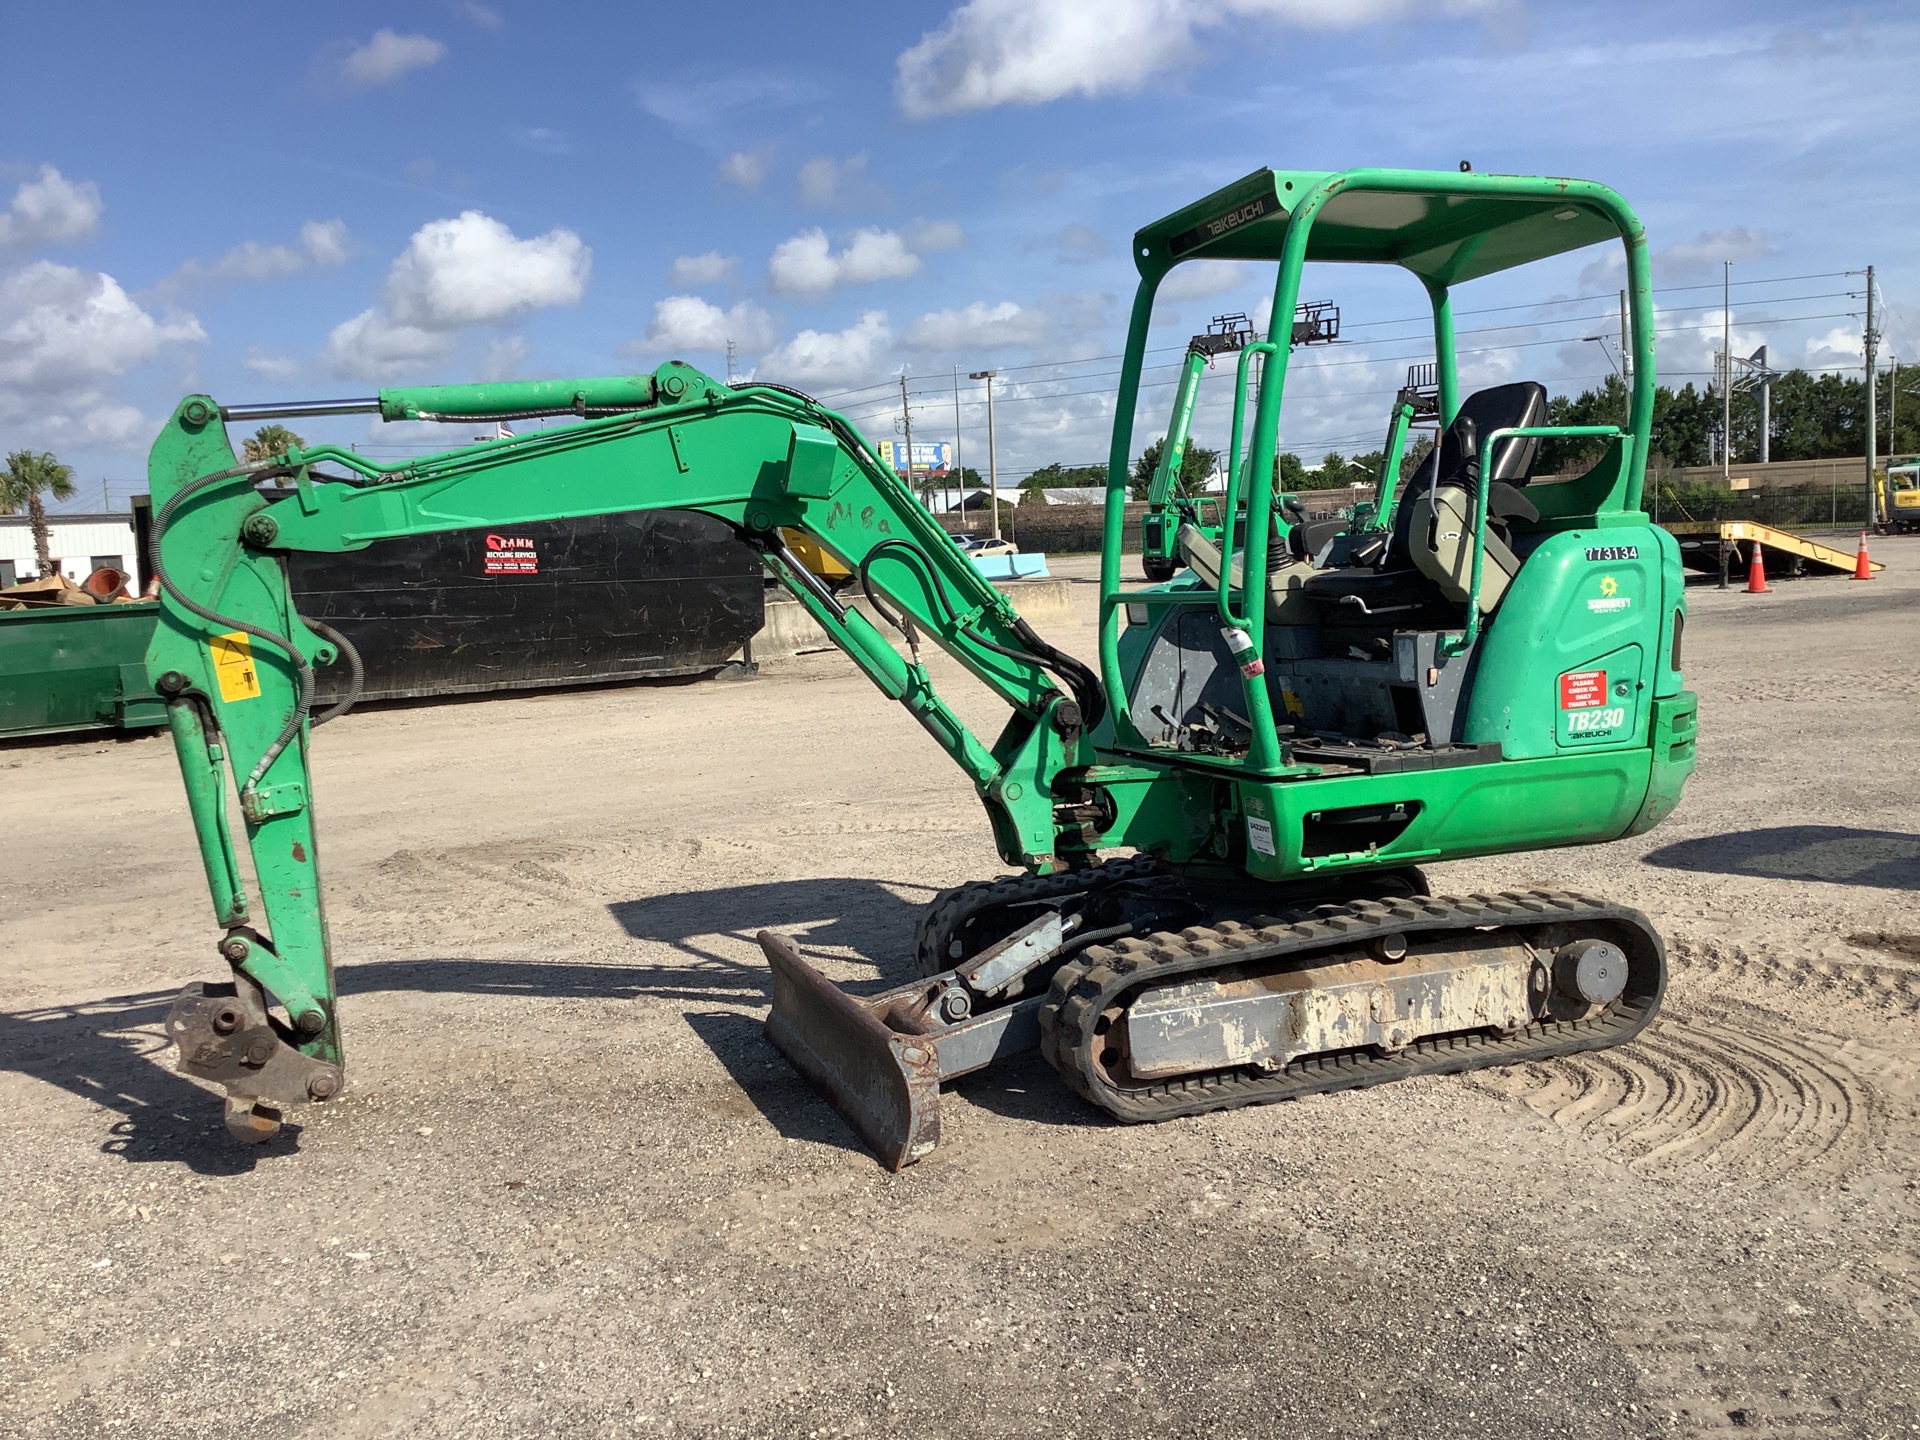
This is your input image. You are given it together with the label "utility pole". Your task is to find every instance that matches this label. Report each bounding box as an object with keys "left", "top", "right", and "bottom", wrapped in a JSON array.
[
  {"left": 1618, "top": 289, "right": 1630, "bottom": 387},
  {"left": 1721, "top": 261, "right": 1732, "bottom": 477},
  {"left": 952, "top": 364, "right": 963, "bottom": 524},
  {"left": 724, "top": 338, "right": 738, "bottom": 385},
  {"left": 1865, "top": 265, "right": 1879, "bottom": 526},
  {"left": 970, "top": 369, "right": 1000, "bottom": 540},
  {"left": 899, "top": 374, "right": 919, "bottom": 508}
]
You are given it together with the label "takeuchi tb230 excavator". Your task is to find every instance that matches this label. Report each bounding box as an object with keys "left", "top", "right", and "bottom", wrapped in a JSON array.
[{"left": 146, "top": 167, "right": 1697, "bottom": 1167}]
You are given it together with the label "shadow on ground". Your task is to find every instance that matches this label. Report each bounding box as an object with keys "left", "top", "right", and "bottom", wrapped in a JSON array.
[
  {"left": 681, "top": 1010, "right": 872, "bottom": 1157},
  {"left": 1, "top": 876, "right": 944, "bottom": 1169},
  {"left": 608, "top": 875, "right": 932, "bottom": 983},
  {"left": 1642, "top": 825, "right": 1920, "bottom": 891}
]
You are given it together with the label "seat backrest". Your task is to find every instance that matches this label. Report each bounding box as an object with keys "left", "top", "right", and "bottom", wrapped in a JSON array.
[
  {"left": 1385, "top": 380, "right": 1548, "bottom": 567},
  {"left": 1456, "top": 380, "right": 1549, "bottom": 485}
]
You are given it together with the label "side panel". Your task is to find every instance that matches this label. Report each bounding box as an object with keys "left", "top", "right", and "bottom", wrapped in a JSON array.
[
  {"left": 1230, "top": 752, "right": 1651, "bottom": 882},
  {"left": 1463, "top": 527, "right": 1666, "bottom": 761}
]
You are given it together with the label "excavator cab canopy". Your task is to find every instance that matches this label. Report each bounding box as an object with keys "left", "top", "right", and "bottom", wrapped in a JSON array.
[{"left": 1132, "top": 167, "right": 1627, "bottom": 284}]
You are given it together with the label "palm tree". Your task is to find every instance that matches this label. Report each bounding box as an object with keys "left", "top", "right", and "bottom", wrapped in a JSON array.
[
  {"left": 242, "top": 425, "right": 306, "bottom": 463},
  {"left": 0, "top": 451, "right": 77, "bottom": 581}
]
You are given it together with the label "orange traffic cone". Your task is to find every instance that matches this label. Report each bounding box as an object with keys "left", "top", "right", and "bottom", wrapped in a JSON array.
[
  {"left": 1853, "top": 532, "right": 1875, "bottom": 581},
  {"left": 1745, "top": 540, "right": 1769, "bottom": 594}
]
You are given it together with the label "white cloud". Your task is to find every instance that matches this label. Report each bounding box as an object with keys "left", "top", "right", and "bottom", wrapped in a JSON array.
[
  {"left": 637, "top": 70, "right": 825, "bottom": 131},
  {"left": 1157, "top": 259, "right": 1259, "bottom": 302},
  {"left": 324, "top": 309, "right": 455, "bottom": 377},
  {"left": 797, "top": 153, "right": 889, "bottom": 209},
  {"left": 299, "top": 219, "right": 350, "bottom": 268},
  {"left": 384, "top": 211, "right": 589, "bottom": 327},
  {"left": 762, "top": 311, "right": 892, "bottom": 385},
  {"left": 769, "top": 231, "right": 838, "bottom": 296},
  {"left": 719, "top": 151, "right": 767, "bottom": 189},
  {"left": 1653, "top": 227, "right": 1781, "bottom": 285},
  {"left": 1581, "top": 226, "right": 1782, "bottom": 290},
  {"left": 165, "top": 219, "right": 350, "bottom": 290},
  {"left": 639, "top": 295, "right": 776, "bottom": 354},
  {"left": 906, "top": 219, "right": 965, "bottom": 254},
  {"left": 478, "top": 334, "right": 532, "bottom": 381},
  {"left": 1049, "top": 224, "right": 1107, "bottom": 261},
  {"left": 0, "top": 261, "right": 203, "bottom": 390},
  {"left": 670, "top": 251, "right": 737, "bottom": 285},
  {"left": 1802, "top": 325, "right": 1863, "bottom": 369},
  {"left": 457, "top": 2, "right": 503, "bottom": 28},
  {"left": 905, "top": 300, "right": 1051, "bottom": 351},
  {"left": 0, "top": 166, "right": 102, "bottom": 249},
  {"left": 244, "top": 348, "right": 304, "bottom": 382},
  {"left": 339, "top": 29, "right": 447, "bottom": 88},
  {"left": 323, "top": 210, "right": 589, "bottom": 379},
  {"left": 895, "top": 0, "right": 1503, "bottom": 117},
  {"left": 769, "top": 227, "right": 921, "bottom": 296},
  {"left": 0, "top": 392, "right": 149, "bottom": 451},
  {"left": 0, "top": 260, "right": 201, "bottom": 450}
]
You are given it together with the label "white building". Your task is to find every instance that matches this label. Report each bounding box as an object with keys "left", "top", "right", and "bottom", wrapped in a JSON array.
[{"left": 0, "top": 513, "right": 139, "bottom": 589}]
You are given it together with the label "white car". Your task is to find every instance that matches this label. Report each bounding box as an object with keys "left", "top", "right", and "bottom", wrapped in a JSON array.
[{"left": 959, "top": 535, "right": 1020, "bottom": 558}]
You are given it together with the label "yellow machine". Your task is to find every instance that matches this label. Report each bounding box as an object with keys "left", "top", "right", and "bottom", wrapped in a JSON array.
[{"left": 1877, "top": 462, "right": 1920, "bottom": 534}]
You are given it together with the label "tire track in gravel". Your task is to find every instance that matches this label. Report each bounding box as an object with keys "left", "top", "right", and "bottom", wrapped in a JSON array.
[{"left": 1472, "top": 1002, "right": 1880, "bottom": 1183}]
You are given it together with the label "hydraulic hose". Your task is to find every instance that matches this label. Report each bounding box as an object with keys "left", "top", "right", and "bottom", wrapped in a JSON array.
[
  {"left": 149, "top": 459, "right": 314, "bottom": 795},
  {"left": 856, "top": 538, "right": 1105, "bottom": 732},
  {"left": 304, "top": 618, "right": 364, "bottom": 726},
  {"left": 720, "top": 381, "right": 1108, "bottom": 730}
]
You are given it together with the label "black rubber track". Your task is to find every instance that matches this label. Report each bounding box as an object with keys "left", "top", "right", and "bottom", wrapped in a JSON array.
[
  {"left": 1038, "top": 889, "right": 1667, "bottom": 1125},
  {"left": 910, "top": 855, "right": 1163, "bottom": 978}
]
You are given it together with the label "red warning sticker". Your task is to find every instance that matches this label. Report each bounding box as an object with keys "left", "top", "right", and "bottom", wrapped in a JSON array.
[
  {"left": 483, "top": 533, "right": 538, "bottom": 575},
  {"left": 1559, "top": 669, "right": 1606, "bottom": 709}
]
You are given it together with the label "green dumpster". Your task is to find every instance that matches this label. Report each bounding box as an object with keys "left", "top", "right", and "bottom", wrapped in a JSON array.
[{"left": 0, "top": 602, "right": 165, "bottom": 740}]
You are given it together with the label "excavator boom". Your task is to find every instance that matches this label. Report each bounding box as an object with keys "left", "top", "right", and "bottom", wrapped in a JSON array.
[{"left": 147, "top": 364, "right": 1096, "bottom": 1138}]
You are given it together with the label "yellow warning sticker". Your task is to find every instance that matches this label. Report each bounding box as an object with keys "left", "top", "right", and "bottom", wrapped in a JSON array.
[{"left": 210, "top": 631, "right": 262, "bottom": 702}]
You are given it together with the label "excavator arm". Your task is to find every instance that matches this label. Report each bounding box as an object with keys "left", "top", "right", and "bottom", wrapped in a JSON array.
[{"left": 145, "top": 363, "right": 1097, "bottom": 1139}]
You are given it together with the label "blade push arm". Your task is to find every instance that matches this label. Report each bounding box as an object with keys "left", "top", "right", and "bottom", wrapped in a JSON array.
[{"left": 145, "top": 363, "right": 1094, "bottom": 1135}]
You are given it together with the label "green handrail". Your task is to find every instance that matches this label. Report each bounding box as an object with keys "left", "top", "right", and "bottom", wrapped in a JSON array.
[
  {"left": 1450, "top": 424, "right": 1624, "bottom": 655},
  {"left": 1217, "top": 341, "right": 1281, "bottom": 632},
  {"left": 1368, "top": 400, "right": 1417, "bottom": 533}
]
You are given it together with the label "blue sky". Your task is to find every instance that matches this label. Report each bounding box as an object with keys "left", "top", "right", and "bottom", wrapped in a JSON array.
[{"left": 2, "top": 0, "right": 1914, "bottom": 508}]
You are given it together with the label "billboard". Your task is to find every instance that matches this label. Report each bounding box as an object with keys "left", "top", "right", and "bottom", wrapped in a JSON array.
[{"left": 881, "top": 440, "right": 952, "bottom": 477}]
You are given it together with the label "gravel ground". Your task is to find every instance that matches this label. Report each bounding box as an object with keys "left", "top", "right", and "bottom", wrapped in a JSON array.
[{"left": 2, "top": 540, "right": 1917, "bottom": 1440}]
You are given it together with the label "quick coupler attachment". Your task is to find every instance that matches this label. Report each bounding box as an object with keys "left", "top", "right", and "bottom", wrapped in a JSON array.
[
  {"left": 759, "top": 931, "right": 1045, "bottom": 1170},
  {"left": 167, "top": 976, "right": 342, "bottom": 1143}
]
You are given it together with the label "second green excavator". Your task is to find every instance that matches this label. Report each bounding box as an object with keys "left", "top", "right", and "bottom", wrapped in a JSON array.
[{"left": 144, "top": 165, "right": 1695, "bottom": 1167}]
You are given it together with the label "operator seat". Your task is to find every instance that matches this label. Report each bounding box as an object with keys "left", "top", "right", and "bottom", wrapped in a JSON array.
[
  {"left": 1405, "top": 381, "right": 1547, "bottom": 614},
  {"left": 1176, "top": 523, "right": 1322, "bottom": 624},
  {"left": 1303, "top": 380, "right": 1548, "bottom": 619}
]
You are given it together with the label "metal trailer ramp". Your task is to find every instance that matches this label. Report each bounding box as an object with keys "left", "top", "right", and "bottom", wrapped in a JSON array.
[{"left": 1665, "top": 519, "right": 1884, "bottom": 578}]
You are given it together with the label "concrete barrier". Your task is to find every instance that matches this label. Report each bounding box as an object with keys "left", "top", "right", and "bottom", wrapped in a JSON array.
[{"left": 751, "top": 576, "right": 1074, "bottom": 660}]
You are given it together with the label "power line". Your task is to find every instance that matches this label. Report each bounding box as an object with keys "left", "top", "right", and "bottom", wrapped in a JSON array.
[{"left": 813, "top": 270, "right": 1861, "bottom": 405}]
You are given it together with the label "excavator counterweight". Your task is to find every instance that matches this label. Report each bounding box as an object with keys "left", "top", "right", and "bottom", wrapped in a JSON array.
[{"left": 143, "top": 166, "right": 1695, "bottom": 1163}]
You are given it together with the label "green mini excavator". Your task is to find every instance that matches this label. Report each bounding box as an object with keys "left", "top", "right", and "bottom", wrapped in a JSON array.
[{"left": 146, "top": 167, "right": 1696, "bottom": 1166}]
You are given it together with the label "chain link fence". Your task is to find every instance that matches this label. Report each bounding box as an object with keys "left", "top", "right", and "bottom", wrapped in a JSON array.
[{"left": 1647, "top": 480, "right": 1874, "bottom": 533}]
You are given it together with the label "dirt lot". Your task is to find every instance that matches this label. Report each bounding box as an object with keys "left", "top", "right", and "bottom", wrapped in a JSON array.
[{"left": 3, "top": 541, "right": 1918, "bottom": 1440}]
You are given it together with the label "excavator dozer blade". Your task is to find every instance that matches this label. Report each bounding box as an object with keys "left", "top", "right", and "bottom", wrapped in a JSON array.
[{"left": 759, "top": 930, "right": 940, "bottom": 1170}]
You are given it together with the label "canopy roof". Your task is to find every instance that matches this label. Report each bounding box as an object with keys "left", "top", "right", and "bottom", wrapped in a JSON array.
[{"left": 1134, "top": 168, "right": 1630, "bottom": 287}]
